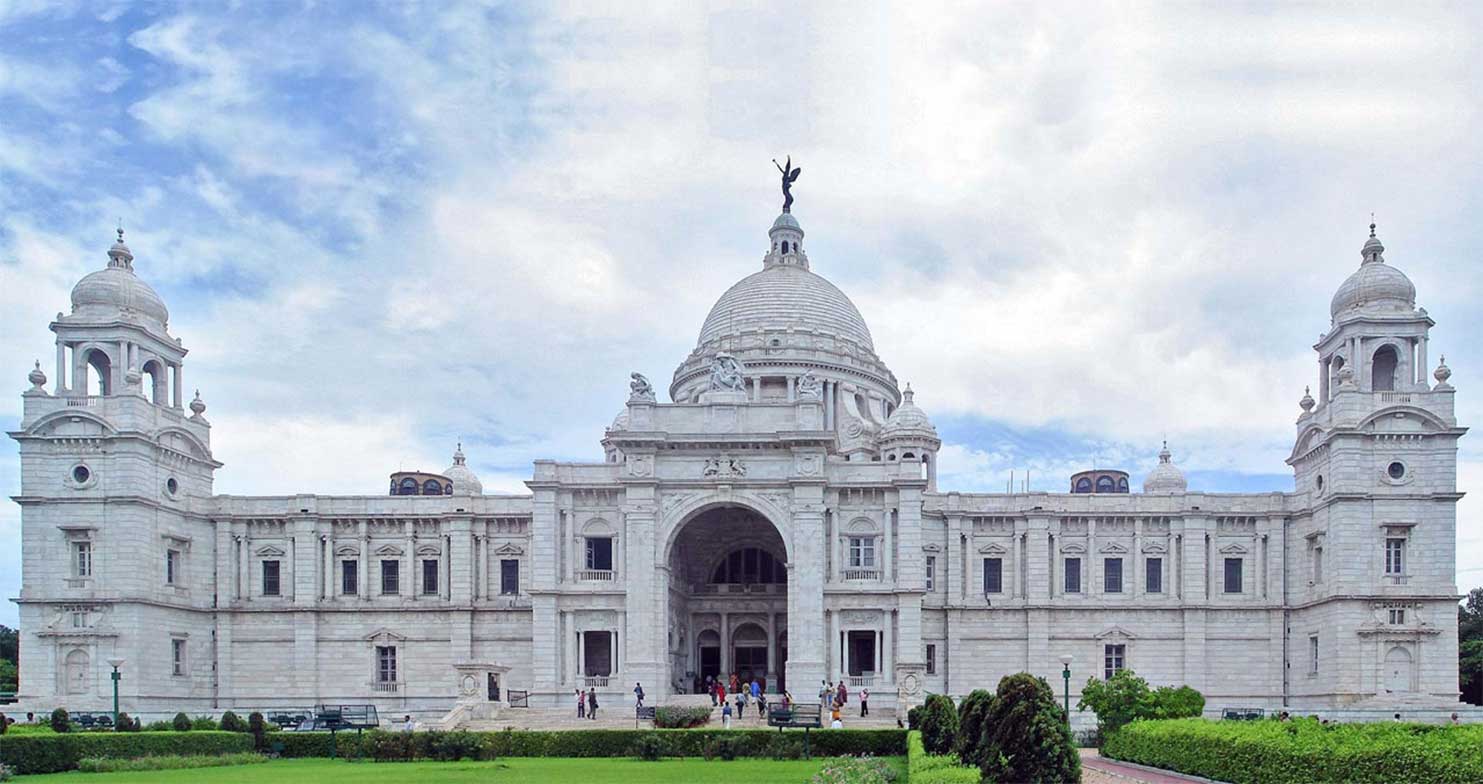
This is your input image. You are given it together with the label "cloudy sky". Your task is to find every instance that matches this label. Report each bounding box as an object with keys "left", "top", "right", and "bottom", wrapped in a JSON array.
[{"left": 1, "top": 1, "right": 1480, "bottom": 627}]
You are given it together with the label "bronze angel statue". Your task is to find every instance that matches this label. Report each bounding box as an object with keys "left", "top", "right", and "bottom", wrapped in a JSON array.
[{"left": 773, "top": 156, "right": 801, "bottom": 212}]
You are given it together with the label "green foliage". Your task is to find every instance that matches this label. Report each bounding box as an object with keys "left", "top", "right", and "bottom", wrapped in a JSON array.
[
  {"left": 908, "top": 731, "right": 980, "bottom": 784},
  {"left": 49, "top": 708, "right": 69, "bottom": 734},
  {"left": 1461, "top": 587, "right": 1483, "bottom": 704},
  {"left": 810, "top": 755, "right": 900, "bottom": 784},
  {"left": 1078, "top": 669, "right": 1205, "bottom": 737},
  {"left": 1104, "top": 717, "right": 1483, "bottom": 784},
  {"left": 702, "top": 735, "right": 742, "bottom": 761},
  {"left": 916, "top": 694, "right": 959, "bottom": 755},
  {"left": 247, "top": 712, "right": 267, "bottom": 751},
  {"left": 0, "top": 625, "right": 16, "bottom": 664},
  {"left": 173, "top": 712, "right": 193, "bottom": 731},
  {"left": 1151, "top": 685, "right": 1205, "bottom": 719},
  {"left": 114, "top": 712, "right": 141, "bottom": 732},
  {"left": 76, "top": 751, "right": 268, "bottom": 772},
  {"left": 142, "top": 720, "right": 177, "bottom": 732},
  {"left": 220, "top": 711, "right": 246, "bottom": 733},
  {"left": 906, "top": 705, "right": 923, "bottom": 730},
  {"left": 0, "top": 730, "right": 253, "bottom": 774},
  {"left": 654, "top": 705, "right": 712, "bottom": 728},
  {"left": 979, "top": 672, "right": 1080, "bottom": 784},
  {"left": 192, "top": 716, "right": 221, "bottom": 731},
  {"left": 631, "top": 732, "right": 667, "bottom": 760},
  {"left": 0, "top": 661, "right": 15, "bottom": 694},
  {"left": 0, "top": 714, "right": 8, "bottom": 736},
  {"left": 953, "top": 689, "right": 994, "bottom": 767}
]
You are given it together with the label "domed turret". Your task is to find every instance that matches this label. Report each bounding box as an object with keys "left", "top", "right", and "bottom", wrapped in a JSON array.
[
  {"left": 444, "top": 442, "right": 483, "bottom": 495},
  {"left": 1142, "top": 441, "right": 1188, "bottom": 494},
  {"left": 69, "top": 228, "right": 170, "bottom": 332},
  {"left": 878, "top": 384, "right": 938, "bottom": 443},
  {"left": 1329, "top": 225, "right": 1416, "bottom": 320}
]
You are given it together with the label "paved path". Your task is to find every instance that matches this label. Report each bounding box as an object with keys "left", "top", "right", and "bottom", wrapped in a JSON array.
[{"left": 1081, "top": 749, "right": 1217, "bottom": 784}]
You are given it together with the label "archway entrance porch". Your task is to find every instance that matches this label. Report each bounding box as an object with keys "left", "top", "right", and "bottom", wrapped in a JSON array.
[{"left": 667, "top": 505, "right": 789, "bottom": 694}]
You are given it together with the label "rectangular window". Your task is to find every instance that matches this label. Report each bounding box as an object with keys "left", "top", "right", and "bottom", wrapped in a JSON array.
[
  {"left": 1104, "top": 644, "right": 1126, "bottom": 680},
  {"left": 261, "top": 560, "right": 280, "bottom": 596},
  {"left": 381, "top": 559, "right": 399, "bottom": 595},
  {"left": 1313, "top": 547, "right": 1323, "bottom": 583},
  {"left": 1309, "top": 635, "right": 1319, "bottom": 674},
  {"left": 172, "top": 638, "right": 186, "bottom": 676},
  {"left": 71, "top": 611, "right": 86, "bottom": 628},
  {"left": 585, "top": 537, "right": 613, "bottom": 571},
  {"left": 500, "top": 559, "right": 520, "bottom": 595},
  {"left": 1223, "top": 558, "right": 1243, "bottom": 594},
  {"left": 421, "top": 559, "right": 439, "bottom": 595},
  {"left": 925, "top": 644, "right": 936, "bottom": 675},
  {"left": 1064, "top": 558, "right": 1082, "bottom": 594},
  {"left": 848, "top": 537, "right": 876, "bottom": 568},
  {"left": 1385, "top": 538, "right": 1405, "bottom": 575},
  {"left": 73, "top": 541, "right": 92, "bottom": 578},
  {"left": 1388, "top": 608, "right": 1406, "bottom": 625},
  {"left": 1145, "top": 557, "right": 1163, "bottom": 593},
  {"left": 376, "top": 645, "right": 397, "bottom": 683},
  {"left": 341, "top": 560, "right": 358, "bottom": 595},
  {"left": 1104, "top": 557, "right": 1123, "bottom": 593},
  {"left": 166, "top": 549, "right": 180, "bottom": 585},
  {"left": 983, "top": 557, "right": 1003, "bottom": 594},
  {"left": 925, "top": 555, "right": 936, "bottom": 592}
]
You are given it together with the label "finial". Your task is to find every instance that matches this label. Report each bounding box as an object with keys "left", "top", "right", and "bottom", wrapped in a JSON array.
[
  {"left": 1299, "top": 385, "right": 1315, "bottom": 413},
  {"left": 903, "top": 382, "right": 914, "bottom": 404},
  {"left": 1369, "top": 213, "right": 1375, "bottom": 238},
  {"left": 27, "top": 360, "right": 47, "bottom": 392},
  {"left": 453, "top": 441, "right": 467, "bottom": 464},
  {"left": 1434, "top": 355, "right": 1452, "bottom": 388},
  {"left": 189, "top": 389, "right": 207, "bottom": 418},
  {"left": 1158, "top": 440, "right": 1172, "bottom": 463}
]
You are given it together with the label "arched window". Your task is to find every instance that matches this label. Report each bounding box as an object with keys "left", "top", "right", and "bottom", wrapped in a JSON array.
[
  {"left": 85, "top": 349, "right": 111, "bottom": 396},
  {"left": 142, "top": 360, "right": 166, "bottom": 405},
  {"left": 422, "top": 479, "right": 443, "bottom": 495},
  {"left": 1096, "top": 476, "right": 1115, "bottom": 493},
  {"left": 1075, "top": 478, "right": 1093, "bottom": 493},
  {"left": 781, "top": 241, "right": 789, "bottom": 253},
  {"left": 1372, "top": 345, "right": 1399, "bottom": 392},
  {"left": 444, "top": 483, "right": 453, "bottom": 495},
  {"left": 710, "top": 547, "right": 786, "bottom": 584},
  {"left": 397, "top": 477, "right": 418, "bottom": 495},
  {"left": 1117, "top": 477, "right": 1129, "bottom": 493}
]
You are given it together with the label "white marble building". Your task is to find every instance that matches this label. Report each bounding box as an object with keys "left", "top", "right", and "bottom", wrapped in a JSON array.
[{"left": 8, "top": 211, "right": 1468, "bottom": 723}]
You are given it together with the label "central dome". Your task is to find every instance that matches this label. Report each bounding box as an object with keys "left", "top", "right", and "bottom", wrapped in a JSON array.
[{"left": 697, "top": 264, "right": 875, "bottom": 351}]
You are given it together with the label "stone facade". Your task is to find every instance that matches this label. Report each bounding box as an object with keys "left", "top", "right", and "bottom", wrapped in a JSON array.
[{"left": 8, "top": 216, "right": 1467, "bottom": 724}]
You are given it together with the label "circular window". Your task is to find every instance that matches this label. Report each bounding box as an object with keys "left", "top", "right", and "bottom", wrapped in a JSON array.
[
  {"left": 166, "top": 477, "right": 179, "bottom": 495},
  {"left": 71, "top": 465, "right": 91, "bottom": 484},
  {"left": 1388, "top": 461, "right": 1406, "bottom": 480}
]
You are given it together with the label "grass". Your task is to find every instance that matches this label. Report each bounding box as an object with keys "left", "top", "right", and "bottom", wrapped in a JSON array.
[{"left": 16, "top": 755, "right": 907, "bottom": 782}]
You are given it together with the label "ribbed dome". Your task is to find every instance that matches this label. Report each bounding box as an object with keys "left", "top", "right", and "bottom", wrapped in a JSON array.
[
  {"left": 697, "top": 264, "right": 875, "bottom": 350},
  {"left": 1142, "top": 442, "right": 1188, "bottom": 494},
  {"left": 879, "top": 385, "right": 938, "bottom": 441},
  {"left": 70, "top": 231, "right": 169, "bottom": 330},
  {"left": 444, "top": 443, "right": 483, "bottom": 495},
  {"left": 1330, "top": 231, "right": 1415, "bottom": 318}
]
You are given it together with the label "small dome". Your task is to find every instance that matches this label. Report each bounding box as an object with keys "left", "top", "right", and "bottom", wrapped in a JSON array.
[
  {"left": 878, "top": 384, "right": 939, "bottom": 442},
  {"left": 1143, "top": 441, "right": 1188, "bottom": 494},
  {"left": 70, "top": 229, "right": 169, "bottom": 330},
  {"left": 1329, "top": 227, "right": 1416, "bottom": 318},
  {"left": 610, "top": 409, "right": 630, "bottom": 431},
  {"left": 771, "top": 212, "right": 802, "bottom": 233},
  {"left": 444, "top": 443, "right": 483, "bottom": 495}
]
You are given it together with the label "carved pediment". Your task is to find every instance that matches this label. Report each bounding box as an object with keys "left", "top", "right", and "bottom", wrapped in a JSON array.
[
  {"left": 254, "top": 545, "right": 286, "bottom": 557},
  {"left": 1141, "top": 541, "right": 1167, "bottom": 554},
  {"left": 1094, "top": 625, "right": 1137, "bottom": 640},
  {"left": 335, "top": 545, "right": 360, "bottom": 557},
  {"left": 1099, "top": 541, "right": 1129, "bottom": 554},
  {"left": 978, "top": 543, "right": 1008, "bottom": 555},
  {"left": 374, "top": 544, "right": 405, "bottom": 557},
  {"left": 921, "top": 543, "right": 942, "bottom": 553},
  {"left": 415, "top": 544, "right": 443, "bottom": 557},
  {"left": 364, "top": 628, "right": 408, "bottom": 643},
  {"left": 1218, "top": 543, "right": 1249, "bottom": 555},
  {"left": 1059, "top": 542, "right": 1086, "bottom": 554},
  {"left": 492, "top": 543, "right": 525, "bottom": 556}
]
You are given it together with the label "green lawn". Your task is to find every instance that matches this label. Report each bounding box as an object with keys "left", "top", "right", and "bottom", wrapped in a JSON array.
[{"left": 17, "top": 756, "right": 906, "bottom": 782}]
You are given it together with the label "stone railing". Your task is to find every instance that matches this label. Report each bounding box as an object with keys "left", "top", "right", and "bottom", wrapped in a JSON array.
[
  {"left": 583, "top": 675, "right": 610, "bottom": 688},
  {"left": 842, "top": 568, "right": 880, "bottom": 581},
  {"left": 847, "top": 675, "right": 875, "bottom": 688},
  {"left": 369, "top": 680, "right": 401, "bottom": 693},
  {"left": 578, "top": 569, "right": 615, "bottom": 582},
  {"left": 66, "top": 396, "right": 101, "bottom": 407}
]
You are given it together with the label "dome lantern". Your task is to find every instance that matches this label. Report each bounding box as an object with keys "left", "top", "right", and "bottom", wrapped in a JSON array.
[
  {"left": 1329, "top": 223, "right": 1416, "bottom": 319},
  {"left": 1143, "top": 441, "right": 1188, "bottom": 494}
]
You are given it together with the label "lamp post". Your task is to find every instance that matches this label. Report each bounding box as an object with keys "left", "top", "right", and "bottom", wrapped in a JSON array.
[
  {"left": 1058, "top": 654, "right": 1073, "bottom": 726},
  {"left": 107, "top": 658, "right": 125, "bottom": 730}
]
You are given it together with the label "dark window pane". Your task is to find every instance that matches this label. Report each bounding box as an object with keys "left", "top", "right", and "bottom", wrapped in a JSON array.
[
  {"left": 1224, "top": 558, "right": 1243, "bottom": 593},
  {"left": 422, "top": 559, "right": 439, "bottom": 595},
  {"left": 500, "top": 559, "right": 520, "bottom": 595},
  {"left": 262, "top": 560, "right": 280, "bottom": 596},
  {"left": 1065, "top": 558, "right": 1081, "bottom": 593},
  {"left": 382, "top": 559, "right": 400, "bottom": 595},
  {"left": 983, "top": 558, "right": 1002, "bottom": 593},
  {"left": 1104, "top": 558, "right": 1123, "bottom": 593},
  {"left": 1145, "top": 558, "right": 1162, "bottom": 593},
  {"left": 342, "top": 560, "right": 357, "bottom": 595}
]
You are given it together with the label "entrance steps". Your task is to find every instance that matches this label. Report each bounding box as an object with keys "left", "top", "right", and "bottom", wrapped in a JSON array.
[{"left": 456, "top": 693, "right": 901, "bottom": 731}]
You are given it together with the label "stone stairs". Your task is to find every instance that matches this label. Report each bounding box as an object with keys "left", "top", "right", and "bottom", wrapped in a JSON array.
[{"left": 458, "top": 691, "right": 900, "bottom": 731}]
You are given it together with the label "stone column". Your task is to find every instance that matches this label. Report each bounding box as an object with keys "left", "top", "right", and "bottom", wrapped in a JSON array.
[
  {"left": 238, "top": 533, "right": 250, "bottom": 599},
  {"left": 358, "top": 522, "right": 370, "bottom": 601},
  {"left": 766, "top": 611, "right": 777, "bottom": 682},
  {"left": 216, "top": 523, "right": 235, "bottom": 602},
  {"left": 401, "top": 523, "right": 415, "bottom": 599},
  {"left": 827, "top": 609, "right": 838, "bottom": 681},
  {"left": 787, "top": 374, "right": 796, "bottom": 401},
  {"left": 882, "top": 617, "right": 892, "bottom": 682},
  {"left": 172, "top": 362, "right": 182, "bottom": 407},
  {"left": 293, "top": 519, "right": 316, "bottom": 607},
  {"left": 54, "top": 339, "right": 66, "bottom": 394},
  {"left": 719, "top": 611, "right": 730, "bottom": 678},
  {"left": 450, "top": 520, "right": 473, "bottom": 601},
  {"left": 1419, "top": 335, "right": 1429, "bottom": 386},
  {"left": 620, "top": 481, "right": 663, "bottom": 694},
  {"left": 1320, "top": 356, "right": 1330, "bottom": 401},
  {"left": 1133, "top": 518, "right": 1143, "bottom": 599},
  {"left": 786, "top": 486, "right": 827, "bottom": 695},
  {"left": 561, "top": 611, "right": 576, "bottom": 686}
]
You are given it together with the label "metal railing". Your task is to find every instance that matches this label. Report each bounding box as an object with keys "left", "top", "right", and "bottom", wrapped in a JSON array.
[
  {"left": 577, "top": 569, "right": 615, "bottom": 582},
  {"left": 842, "top": 568, "right": 880, "bottom": 581},
  {"left": 506, "top": 689, "right": 529, "bottom": 708}
]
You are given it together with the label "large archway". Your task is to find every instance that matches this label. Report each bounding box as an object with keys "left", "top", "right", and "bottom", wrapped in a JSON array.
[{"left": 666, "top": 505, "right": 789, "bottom": 695}]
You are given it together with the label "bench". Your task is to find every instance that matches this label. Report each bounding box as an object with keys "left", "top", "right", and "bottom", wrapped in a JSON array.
[{"left": 1221, "top": 707, "right": 1266, "bottom": 721}]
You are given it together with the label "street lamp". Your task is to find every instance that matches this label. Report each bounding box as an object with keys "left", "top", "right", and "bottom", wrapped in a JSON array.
[
  {"left": 1058, "top": 654, "right": 1073, "bottom": 726},
  {"left": 107, "top": 658, "right": 125, "bottom": 730}
]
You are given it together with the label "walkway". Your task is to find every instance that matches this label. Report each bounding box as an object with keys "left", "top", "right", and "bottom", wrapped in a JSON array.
[{"left": 1080, "top": 749, "right": 1220, "bottom": 784}]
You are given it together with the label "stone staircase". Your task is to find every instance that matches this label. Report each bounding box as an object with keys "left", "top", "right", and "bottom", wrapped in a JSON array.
[{"left": 457, "top": 691, "right": 900, "bottom": 731}]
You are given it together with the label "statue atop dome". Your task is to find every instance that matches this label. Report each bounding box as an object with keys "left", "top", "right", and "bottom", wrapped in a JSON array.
[{"left": 773, "top": 156, "right": 801, "bottom": 213}]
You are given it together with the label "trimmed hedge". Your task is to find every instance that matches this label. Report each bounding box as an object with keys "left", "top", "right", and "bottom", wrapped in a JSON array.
[
  {"left": 1103, "top": 717, "right": 1483, "bottom": 784},
  {"left": 0, "top": 731, "right": 252, "bottom": 775},
  {"left": 907, "top": 731, "right": 979, "bottom": 784},
  {"left": 654, "top": 706, "right": 712, "bottom": 728},
  {"left": 274, "top": 728, "right": 906, "bottom": 761}
]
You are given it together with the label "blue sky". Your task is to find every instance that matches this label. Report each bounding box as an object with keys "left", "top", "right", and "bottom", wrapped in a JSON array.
[{"left": 2, "top": 1, "right": 1481, "bottom": 628}]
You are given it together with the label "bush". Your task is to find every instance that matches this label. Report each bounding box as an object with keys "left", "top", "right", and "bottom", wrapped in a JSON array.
[
  {"left": 916, "top": 694, "right": 958, "bottom": 756},
  {"left": 978, "top": 672, "right": 1080, "bottom": 784},
  {"left": 1104, "top": 717, "right": 1483, "bottom": 784},
  {"left": 0, "top": 731, "right": 253, "bottom": 775},
  {"left": 654, "top": 705, "right": 711, "bottom": 728},
  {"left": 76, "top": 751, "right": 267, "bottom": 772},
  {"left": 631, "top": 732, "right": 667, "bottom": 761},
  {"left": 810, "top": 755, "right": 900, "bottom": 784},
  {"left": 906, "top": 704, "right": 923, "bottom": 729},
  {"left": 702, "top": 735, "right": 742, "bottom": 761},
  {"left": 49, "top": 708, "right": 69, "bottom": 734},
  {"left": 1152, "top": 685, "right": 1205, "bottom": 719},
  {"left": 115, "top": 712, "right": 140, "bottom": 732},
  {"left": 1078, "top": 670, "right": 1206, "bottom": 738},
  {"left": 0, "top": 714, "right": 7, "bottom": 736},
  {"left": 908, "top": 731, "right": 979, "bottom": 784},
  {"left": 172, "top": 712, "right": 192, "bottom": 732},
  {"left": 953, "top": 689, "right": 994, "bottom": 767},
  {"left": 142, "top": 720, "right": 176, "bottom": 732},
  {"left": 247, "top": 712, "right": 267, "bottom": 751},
  {"left": 219, "top": 711, "right": 245, "bottom": 733}
]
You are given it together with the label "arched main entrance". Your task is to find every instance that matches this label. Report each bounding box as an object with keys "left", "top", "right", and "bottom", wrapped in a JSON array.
[{"left": 666, "top": 504, "right": 788, "bottom": 694}]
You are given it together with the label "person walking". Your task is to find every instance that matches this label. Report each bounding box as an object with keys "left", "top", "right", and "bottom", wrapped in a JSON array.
[
  {"left": 717, "top": 680, "right": 727, "bottom": 707},
  {"left": 706, "top": 674, "right": 716, "bottom": 704},
  {"left": 730, "top": 672, "right": 739, "bottom": 694},
  {"left": 588, "top": 687, "right": 599, "bottom": 720},
  {"left": 736, "top": 689, "right": 746, "bottom": 719},
  {"left": 722, "top": 700, "right": 733, "bottom": 729},
  {"left": 634, "top": 682, "right": 645, "bottom": 708},
  {"left": 860, "top": 688, "right": 870, "bottom": 717},
  {"left": 836, "top": 680, "right": 848, "bottom": 709},
  {"left": 576, "top": 688, "right": 585, "bottom": 719}
]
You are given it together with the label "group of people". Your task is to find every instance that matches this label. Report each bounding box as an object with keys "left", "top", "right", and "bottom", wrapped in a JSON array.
[
  {"left": 573, "top": 686, "right": 601, "bottom": 720},
  {"left": 710, "top": 673, "right": 782, "bottom": 728},
  {"left": 820, "top": 679, "right": 869, "bottom": 728}
]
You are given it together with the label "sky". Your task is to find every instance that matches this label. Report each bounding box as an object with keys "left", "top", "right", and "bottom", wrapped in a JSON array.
[{"left": 1, "top": 1, "right": 1481, "bottom": 629}]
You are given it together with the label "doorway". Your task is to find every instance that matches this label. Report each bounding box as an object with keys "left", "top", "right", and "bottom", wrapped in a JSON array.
[
  {"left": 847, "top": 630, "right": 876, "bottom": 676},
  {"left": 487, "top": 672, "right": 501, "bottom": 702}
]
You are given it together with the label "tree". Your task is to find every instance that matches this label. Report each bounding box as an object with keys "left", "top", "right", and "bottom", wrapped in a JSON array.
[
  {"left": 172, "top": 712, "right": 192, "bottom": 732},
  {"left": 0, "top": 660, "right": 16, "bottom": 694},
  {"left": 954, "top": 688, "right": 995, "bottom": 768},
  {"left": 916, "top": 693, "right": 959, "bottom": 756},
  {"left": 978, "top": 673, "right": 1080, "bottom": 784},
  {"left": 1078, "top": 669, "right": 1156, "bottom": 735},
  {"left": 1151, "top": 684, "right": 1205, "bottom": 719},
  {"left": 0, "top": 625, "right": 16, "bottom": 663},
  {"left": 1460, "top": 587, "right": 1483, "bottom": 705}
]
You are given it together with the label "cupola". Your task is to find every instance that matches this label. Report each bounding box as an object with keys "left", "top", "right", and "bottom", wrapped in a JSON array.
[
  {"left": 1142, "top": 441, "right": 1188, "bottom": 494},
  {"left": 443, "top": 442, "right": 483, "bottom": 495},
  {"left": 1329, "top": 224, "right": 1416, "bottom": 320}
]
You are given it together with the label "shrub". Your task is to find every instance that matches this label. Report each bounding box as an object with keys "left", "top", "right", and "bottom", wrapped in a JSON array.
[
  {"left": 1103, "top": 717, "right": 1483, "bottom": 784},
  {"left": 906, "top": 704, "right": 923, "bottom": 729},
  {"left": 367, "top": 729, "right": 415, "bottom": 761},
  {"left": 916, "top": 694, "right": 958, "bottom": 756},
  {"left": 908, "top": 731, "right": 979, "bottom": 784},
  {"left": 0, "top": 714, "right": 7, "bottom": 736},
  {"left": 953, "top": 689, "right": 994, "bottom": 767},
  {"left": 1078, "top": 670, "right": 1206, "bottom": 738},
  {"left": 654, "top": 705, "right": 711, "bottom": 728},
  {"left": 978, "top": 672, "right": 1080, "bottom": 784},
  {"left": 247, "top": 712, "right": 267, "bottom": 751},
  {"left": 172, "top": 712, "right": 192, "bottom": 732},
  {"left": 76, "top": 751, "right": 267, "bottom": 772},
  {"left": 142, "top": 720, "right": 176, "bottom": 732},
  {"left": 631, "top": 732, "right": 666, "bottom": 761},
  {"left": 191, "top": 716, "right": 219, "bottom": 731},
  {"left": 702, "top": 735, "right": 742, "bottom": 761},
  {"left": 114, "top": 712, "right": 140, "bottom": 732},
  {"left": 417, "top": 730, "right": 481, "bottom": 761},
  {"left": 49, "top": 708, "right": 69, "bottom": 734},
  {"left": 0, "top": 731, "right": 253, "bottom": 775},
  {"left": 219, "top": 711, "right": 245, "bottom": 733},
  {"left": 1152, "top": 685, "right": 1205, "bottom": 719},
  {"left": 810, "top": 755, "right": 900, "bottom": 784}
]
